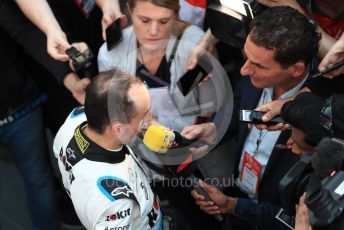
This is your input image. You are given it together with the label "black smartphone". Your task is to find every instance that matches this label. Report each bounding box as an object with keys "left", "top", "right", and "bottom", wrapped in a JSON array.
[
  {"left": 66, "top": 47, "right": 85, "bottom": 65},
  {"left": 106, "top": 18, "right": 123, "bottom": 51},
  {"left": 239, "top": 110, "right": 285, "bottom": 126},
  {"left": 275, "top": 209, "right": 295, "bottom": 230},
  {"left": 65, "top": 46, "right": 94, "bottom": 71},
  {"left": 177, "top": 55, "right": 213, "bottom": 96}
]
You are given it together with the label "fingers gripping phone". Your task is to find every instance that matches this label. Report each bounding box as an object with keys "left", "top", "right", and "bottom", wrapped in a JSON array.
[
  {"left": 177, "top": 55, "right": 213, "bottom": 96},
  {"left": 240, "top": 110, "right": 285, "bottom": 126},
  {"left": 106, "top": 18, "right": 123, "bottom": 51}
]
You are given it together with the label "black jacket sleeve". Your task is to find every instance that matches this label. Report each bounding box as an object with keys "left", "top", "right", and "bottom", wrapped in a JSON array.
[
  {"left": 0, "top": 0, "right": 71, "bottom": 83},
  {"left": 305, "top": 75, "right": 344, "bottom": 98}
]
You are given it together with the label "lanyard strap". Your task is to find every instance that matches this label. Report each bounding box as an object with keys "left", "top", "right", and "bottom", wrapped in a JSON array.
[{"left": 254, "top": 130, "right": 267, "bottom": 157}]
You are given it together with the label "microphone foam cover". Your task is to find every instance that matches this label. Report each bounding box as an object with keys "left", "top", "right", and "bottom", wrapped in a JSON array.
[{"left": 143, "top": 124, "right": 174, "bottom": 153}]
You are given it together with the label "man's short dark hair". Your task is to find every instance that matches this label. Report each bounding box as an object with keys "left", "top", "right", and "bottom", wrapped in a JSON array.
[
  {"left": 249, "top": 6, "right": 321, "bottom": 68},
  {"left": 85, "top": 69, "right": 143, "bottom": 134},
  {"left": 281, "top": 92, "right": 332, "bottom": 146}
]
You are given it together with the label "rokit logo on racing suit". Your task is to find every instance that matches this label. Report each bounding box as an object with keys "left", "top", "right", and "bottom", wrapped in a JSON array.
[
  {"left": 147, "top": 195, "right": 160, "bottom": 228},
  {"left": 106, "top": 208, "right": 131, "bottom": 221}
]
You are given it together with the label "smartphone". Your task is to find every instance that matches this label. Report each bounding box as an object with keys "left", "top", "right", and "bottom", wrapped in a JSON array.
[
  {"left": 239, "top": 110, "right": 285, "bottom": 126},
  {"left": 66, "top": 47, "right": 85, "bottom": 65},
  {"left": 177, "top": 55, "right": 213, "bottom": 96},
  {"left": 275, "top": 209, "right": 295, "bottom": 230},
  {"left": 65, "top": 46, "right": 94, "bottom": 71},
  {"left": 106, "top": 18, "right": 123, "bottom": 51}
]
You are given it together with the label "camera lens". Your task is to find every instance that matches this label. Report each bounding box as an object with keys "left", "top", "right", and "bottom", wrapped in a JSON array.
[{"left": 306, "top": 173, "right": 342, "bottom": 226}]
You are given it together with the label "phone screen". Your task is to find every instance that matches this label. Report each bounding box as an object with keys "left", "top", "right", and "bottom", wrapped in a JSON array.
[
  {"left": 177, "top": 55, "right": 213, "bottom": 96},
  {"left": 106, "top": 18, "right": 123, "bottom": 51}
]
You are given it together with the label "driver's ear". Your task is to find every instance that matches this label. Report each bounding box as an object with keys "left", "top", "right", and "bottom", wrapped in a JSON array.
[{"left": 110, "top": 122, "right": 122, "bottom": 137}]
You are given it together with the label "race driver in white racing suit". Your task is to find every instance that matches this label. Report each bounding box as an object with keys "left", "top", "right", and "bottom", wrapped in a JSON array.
[{"left": 53, "top": 70, "right": 163, "bottom": 230}]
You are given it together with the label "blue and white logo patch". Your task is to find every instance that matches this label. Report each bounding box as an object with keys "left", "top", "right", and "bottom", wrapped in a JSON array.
[{"left": 97, "top": 176, "right": 138, "bottom": 203}]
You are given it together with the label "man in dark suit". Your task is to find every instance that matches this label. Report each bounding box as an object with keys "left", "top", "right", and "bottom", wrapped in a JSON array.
[{"left": 183, "top": 6, "right": 321, "bottom": 230}]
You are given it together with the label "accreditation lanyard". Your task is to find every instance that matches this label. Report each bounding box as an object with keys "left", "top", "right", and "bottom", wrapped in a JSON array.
[{"left": 239, "top": 90, "right": 270, "bottom": 195}]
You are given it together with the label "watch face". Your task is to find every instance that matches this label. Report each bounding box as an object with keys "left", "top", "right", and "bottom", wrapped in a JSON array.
[{"left": 319, "top": 97, "right": 333, "bottom": 131}]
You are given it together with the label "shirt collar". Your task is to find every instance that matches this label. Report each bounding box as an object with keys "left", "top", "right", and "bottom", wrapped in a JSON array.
[
  {"left": 262, "top": 71, "right": 310, "bottom": 102},
  {"left": 74, "top": 122, "right": 129, "bottom": 164}
]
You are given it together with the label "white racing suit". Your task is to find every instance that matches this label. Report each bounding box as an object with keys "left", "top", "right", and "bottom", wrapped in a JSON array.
[{"left": 53, "top": 107, "right": 163, "bottom": 230}]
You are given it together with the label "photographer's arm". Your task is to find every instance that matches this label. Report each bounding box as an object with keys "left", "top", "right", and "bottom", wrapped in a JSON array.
[
  {"left": 96, "top": 0, "right": 126, "bottom": 41},
  {"left": 319, "top": 33, "right": 344, "bottom": 78},
  {"left": 295, "top": 194, "right": 312, "bottom": 230},
  {"left": 1, "top": 1, "right": 86, "bottom": 104},
  {"left": 252, "top": 87, "right": 311, "bottom": 131},
  {"left": 191, "top": 180, "right": 290, "bottom": 229},
  {"left": 15, "top": 0, "right": 71, "bottom": 61},
  {"left": 188, "top": 29, "right": 218, "bottom": 70},
  {"left": 63, "top": 73, "right": 90, "bottom": 105}
]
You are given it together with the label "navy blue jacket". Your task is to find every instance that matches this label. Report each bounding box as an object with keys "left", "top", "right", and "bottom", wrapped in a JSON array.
[{"left": 226, "top": 76, "right": 300, "bottom": 230}]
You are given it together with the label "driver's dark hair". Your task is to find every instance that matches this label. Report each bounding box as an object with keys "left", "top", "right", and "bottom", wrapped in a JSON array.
[
  {"left": 85, "top": 69, "right": 143, "bottom": 134},
  {"left": 249, "top": 6, "right": 321, "bottom": 68}
]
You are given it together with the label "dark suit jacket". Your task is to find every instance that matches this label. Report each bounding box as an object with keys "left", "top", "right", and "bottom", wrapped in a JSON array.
[
  {"left": 224, "top": 76, "right": 300, "bottom": 230},
  {"left": 233, "top": 76, "right": 300, "bottom": 204}
]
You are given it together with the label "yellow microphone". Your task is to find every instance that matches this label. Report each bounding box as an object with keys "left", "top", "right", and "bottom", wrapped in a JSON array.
[
  {"left": 143, "top": 124, "right": 223, "bottom": 222},
  {"left": 143, "top": 124, "right": 196, "bottom": 154},
  {"left": 143, "top": 124, "right": 173, "bottom": 153}
]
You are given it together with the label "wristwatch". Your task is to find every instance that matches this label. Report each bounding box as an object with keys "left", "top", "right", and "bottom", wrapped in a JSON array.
[{"left": 319, "top": 96, "right": 334, "bottom": 136}]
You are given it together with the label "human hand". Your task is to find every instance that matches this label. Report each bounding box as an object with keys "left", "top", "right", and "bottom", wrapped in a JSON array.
[
  {"left": 102, "top": 11, "right": 127, "bottom": 41},
  {"left": 257, "top": 0, "right": 304, "bottom": 13},
  {"left": 188, "top": 30, "right": 216, "bottom": 70},
  {"left": 181, "top": 122, "right": 217, "bottom": 144},
  {"left": 248, "top": 99, "right": 290, "bottom": 131},
  {"left": 63, "top": 72, "right": 90, "bottom": 104},
  {"left": 46, "top": 29, "right": 71, "bottom": 61},
  {"left": 295, "top": 193, "right": 312, "bottom": 230},
  {"left": 68, "top": 42, "right": 90, "bottom": 71},
  {"left": 318, "top": 38, "right": 344, "bottom": 78},
  {"left": 181, "top": 123, "right": 216, "bottom": 155},
  {"left": 191, "top": 179, "right": 236, "bottom": 215}
]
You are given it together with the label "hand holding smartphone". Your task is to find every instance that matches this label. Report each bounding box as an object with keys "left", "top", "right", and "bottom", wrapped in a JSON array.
[
  {"left": 177, "top": 55, "right": 213, "bottom": 96},
  {"left": 240, "top": 110, "right": 285, "bottom": 126},
  {"left": 106, "top": 17, "right": 123, "bottom": 51}
]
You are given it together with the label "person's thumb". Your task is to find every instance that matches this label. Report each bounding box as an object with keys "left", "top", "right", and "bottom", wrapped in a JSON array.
[
  {"left": 188, "top": 53, "right": 198, "bottom": 70},
  {"left": 80, "top": 78, "right": 91, "bottom": 89}
]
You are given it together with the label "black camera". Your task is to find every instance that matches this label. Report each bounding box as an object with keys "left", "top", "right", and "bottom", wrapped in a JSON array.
[
  {"left": 65, "top": 46, "right": 97, "bottom": 78},
  {"left": 206, "top": 0, "right": 267, "bottom": 48},
  {"left": 279, "top": 138, "right": 344, "bottom": 227}
]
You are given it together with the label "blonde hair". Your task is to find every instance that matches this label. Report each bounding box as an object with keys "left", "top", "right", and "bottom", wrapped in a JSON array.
[
  {"left": 128, "top": 0, "right": 190, "bottom": 37},
  {"left": 128, "top": 0, "right": 179, "bottom": 12}
]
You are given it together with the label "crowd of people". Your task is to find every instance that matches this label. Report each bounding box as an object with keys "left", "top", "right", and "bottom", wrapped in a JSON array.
[{"left": 0, "top": 0, "right": 344, "bottom": 229}]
